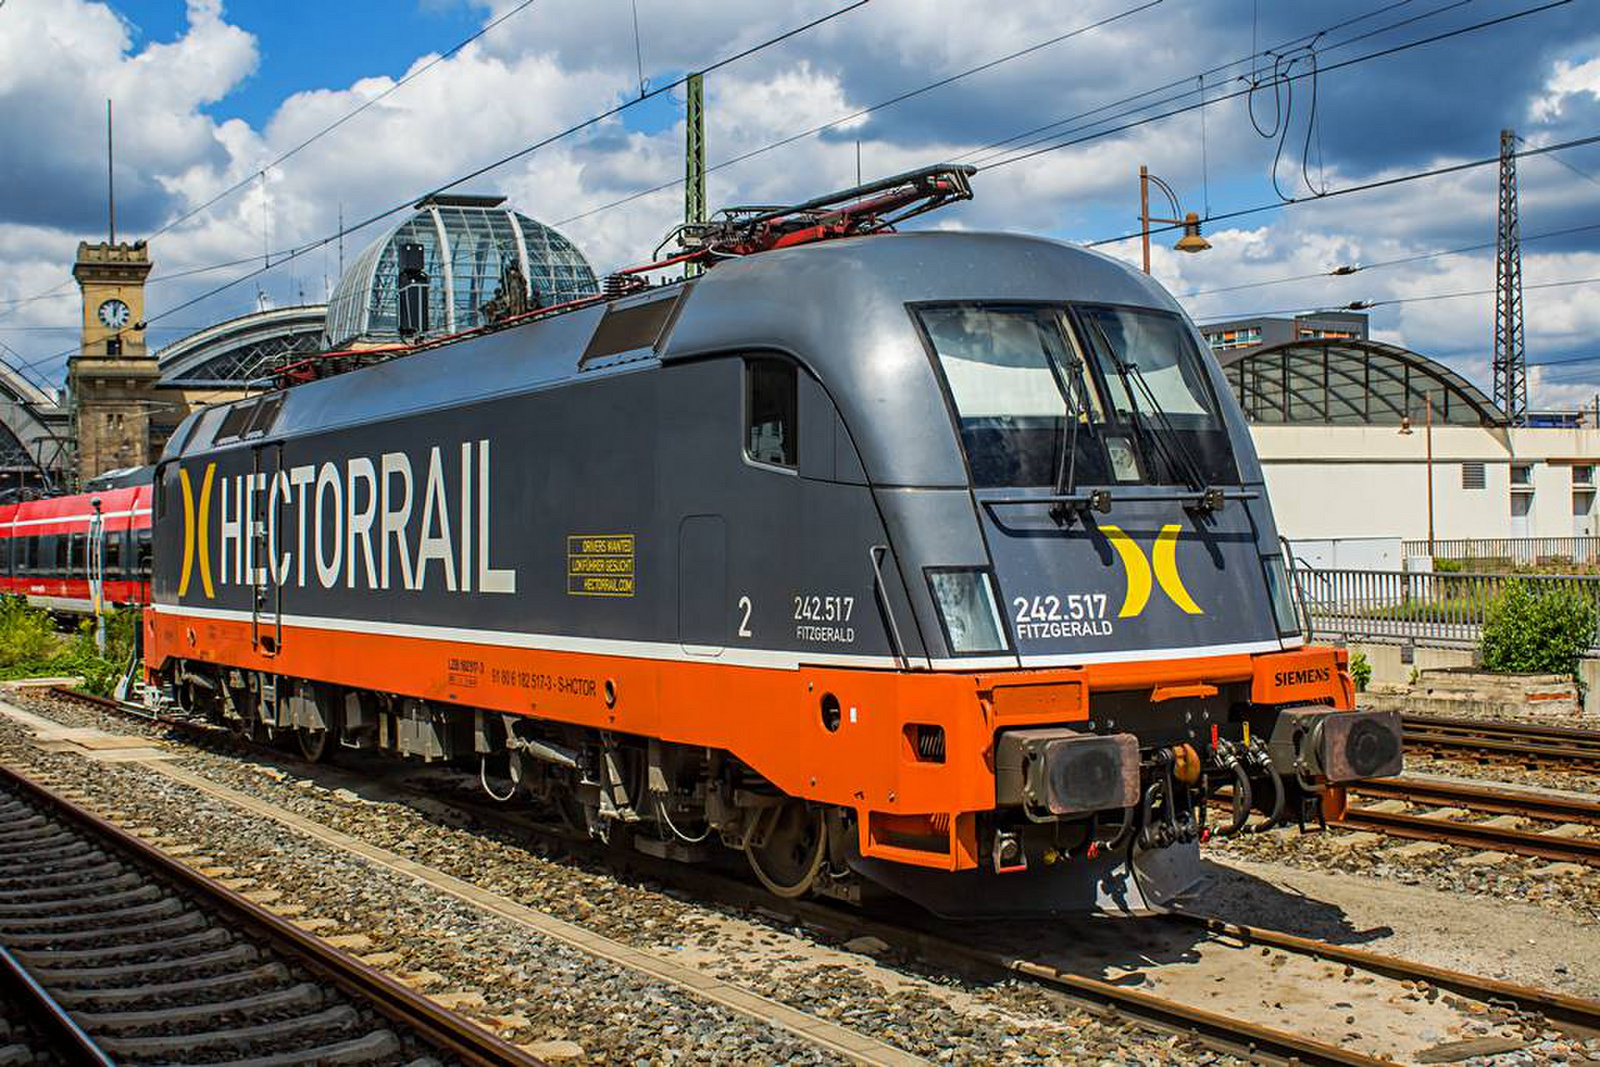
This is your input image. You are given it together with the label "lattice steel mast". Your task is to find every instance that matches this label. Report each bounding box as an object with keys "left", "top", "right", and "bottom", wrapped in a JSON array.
[
  {"left": 684, "top": 73, "right": 706, "bottom": 279},
  {"left": 1493, "top": 128, "right": 1526, "bottom": 424}
]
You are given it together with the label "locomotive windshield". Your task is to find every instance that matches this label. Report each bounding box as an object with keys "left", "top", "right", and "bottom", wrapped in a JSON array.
[{"left": 917, "top": 303, "right": 1239, "bottom": 489}]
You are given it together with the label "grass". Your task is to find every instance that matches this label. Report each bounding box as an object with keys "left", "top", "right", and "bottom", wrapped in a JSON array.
[
  {"left": 1352, "top": 595, "right": 1486, "bottom": 623},
  {"left": 1433, "top": 556, "right": 1600, "bottom": 576},
  {"left": 0, "top": 598, "right": 137, "bottom": 697}
]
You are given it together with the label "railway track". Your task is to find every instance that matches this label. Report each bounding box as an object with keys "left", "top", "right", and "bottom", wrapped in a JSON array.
[
  {"left": 31, "top": 685, "right": 1600, "bottom": 1066},
  {"left": 1339, "top": 775, "right": 1600, "bottom": 866},
  {"left": 0, "top": 759, "right": 542, "bottom": 1067},
  {"left": 1403, "top": 712, "right": 1600, "bottom": 769}
]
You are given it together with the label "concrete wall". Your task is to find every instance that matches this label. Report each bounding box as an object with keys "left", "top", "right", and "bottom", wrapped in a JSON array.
[
  {"left": 1250, "top": 423, "right": 1600, "bottom": 543},
  {"left": 1287, "top": 537, "right": 1404, "bottom": 570}
]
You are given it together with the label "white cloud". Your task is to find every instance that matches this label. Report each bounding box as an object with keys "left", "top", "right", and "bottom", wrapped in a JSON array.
[{"left": 1530, "top": 55, "right": 1600, "bottom": 122}]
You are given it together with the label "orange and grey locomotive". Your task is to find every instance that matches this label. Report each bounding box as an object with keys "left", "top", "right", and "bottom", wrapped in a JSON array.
[{"left": 144, "top": 168, "right": 1402, "bottom": 915}]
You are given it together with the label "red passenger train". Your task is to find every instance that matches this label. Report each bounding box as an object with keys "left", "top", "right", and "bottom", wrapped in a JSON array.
[{"left": 0, "top": 478, "right": 153, "bottom": 614}]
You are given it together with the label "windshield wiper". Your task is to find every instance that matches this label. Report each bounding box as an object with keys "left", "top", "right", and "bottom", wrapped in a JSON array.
[
  {"left": 1086, "top": 318, "right": 1217, "bottom": 505},
  {"left": 1123, "top": 361, "right": 1212, "bottom": 492},
  {"left": 1044, "top": 347, "right": 1111, "bottom": 525}
]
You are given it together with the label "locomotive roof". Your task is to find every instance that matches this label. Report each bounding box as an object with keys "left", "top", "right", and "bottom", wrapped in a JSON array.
[{"left": 163, "top": 230, "right": 1234, "bottom": 488}]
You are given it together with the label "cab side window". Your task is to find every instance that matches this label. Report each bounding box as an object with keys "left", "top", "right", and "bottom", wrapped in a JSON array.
[{"left": 744, "top": 358, "right": 797, "bottom": 468}]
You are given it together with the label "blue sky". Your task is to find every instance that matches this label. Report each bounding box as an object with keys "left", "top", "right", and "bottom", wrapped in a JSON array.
[
  {"left": 1, "top": 0, "right": 1598, "bottom": 404},
  {"left": 120, "top": 1, "right": 487, "bottom": 129}
]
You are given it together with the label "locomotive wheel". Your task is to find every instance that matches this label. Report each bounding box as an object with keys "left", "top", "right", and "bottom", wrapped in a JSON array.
[
  {"left": 745, "top": 801, "right": 826, "bottom": 899},
  {"left": 297, "top": 726, "right": 333, "bottom": 763}
]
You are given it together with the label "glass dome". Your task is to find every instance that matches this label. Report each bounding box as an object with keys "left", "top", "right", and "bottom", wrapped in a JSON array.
[{"left": 323, "top": 195, "right": 599, "bottom": 349}]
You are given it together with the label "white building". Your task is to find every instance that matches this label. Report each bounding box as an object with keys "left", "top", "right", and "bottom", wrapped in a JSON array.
[{"left": 1214, "top": 336, "right": 1598, "bottom": 543}]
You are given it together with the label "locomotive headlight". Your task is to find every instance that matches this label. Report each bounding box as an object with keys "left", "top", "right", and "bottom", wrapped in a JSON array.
[{"left": 927, "top": 568, "right": 1009, "bottom": 655}]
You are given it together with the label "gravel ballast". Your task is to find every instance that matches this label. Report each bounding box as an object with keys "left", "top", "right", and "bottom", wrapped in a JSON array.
[{"left": 6, "top": 686, "right": 1599, "bottom": 1064}]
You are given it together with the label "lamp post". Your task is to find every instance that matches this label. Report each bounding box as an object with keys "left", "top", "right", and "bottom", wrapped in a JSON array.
[
  {"left": 1399, "top": 392, "right": 1437, "bottom": 553},
  {"left": 89, "top": 496, "right": 105, "bottom": 654},
  {"left": 1139, "top": 165, "right": 1211, "bottom": 274}
]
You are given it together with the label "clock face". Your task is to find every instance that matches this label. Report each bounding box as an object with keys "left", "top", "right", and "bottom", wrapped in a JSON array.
[{"left": 97, "top": 299, "right": 130, "bottom": 329}]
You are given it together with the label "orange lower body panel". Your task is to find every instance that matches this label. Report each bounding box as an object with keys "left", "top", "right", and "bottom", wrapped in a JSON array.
[{"left": 146, "top": 610, "right": 1350, "bottom": 870}]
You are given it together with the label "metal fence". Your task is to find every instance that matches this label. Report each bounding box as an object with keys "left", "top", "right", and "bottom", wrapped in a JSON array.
[
  {"left": 1290, "top": 566, "right": 1600, "bottom": 652},
  {"left": 1403, "top": 537, "right": 1600, "bottom": 565}
]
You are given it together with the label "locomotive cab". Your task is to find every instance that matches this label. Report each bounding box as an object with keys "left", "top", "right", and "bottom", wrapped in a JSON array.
[{"left": 805, "top": 252, "right": 1406, "bottom": 913}]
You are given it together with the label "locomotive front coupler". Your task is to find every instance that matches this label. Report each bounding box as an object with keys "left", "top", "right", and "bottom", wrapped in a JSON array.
[
  {"left": 1135, "top": 746, "right": 1202, "bottom": 851},
  {"left": 1239, "top": 705, "right": 1405, "bottom": 787}
]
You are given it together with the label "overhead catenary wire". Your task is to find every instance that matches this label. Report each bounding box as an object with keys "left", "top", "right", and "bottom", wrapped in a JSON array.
[
  {"left": 12, "top": 3, "right": 879, "bottom": 383},
  {"left": 143, "top": 0, "right": 546, "bottom": 245},
  {"left": 10, "top": 0, "right": 552, "bottom": 315},
  {"left": 6, "top": 0, "right": 1509, "bottom": 326},
  {"left": 15, "top": 3, "right": 1593, "bottom": 389},
  {"left": 1081, "top": 130, "right": 1600, "bottom": 250},
  {"left": 1177, "top": 219, "right": 1600, "bottom": 299},
  {"left": 0, "top": 0, "right": 1475, "bottom": 321},
  {"left": 958, "top": 0, "right": 1475, "bottom": 169},
  {"left": 553, "top": 0, "right": 1167, "bottom": 227},
  {"left": 559, "top": 0, "right": 1551, "bottom": 246},
  {"left": 978, "top": 0, "right": 1571, "bottom": 174},
  {"left": 18, "top": 132, "right": 1600, "bottom": 389},
  {"left": 1203, "top": 272, "right": 1600, "bottom": 320},
  {"left": 560, "top": 0, "right": 1456, "bottom": 231}
]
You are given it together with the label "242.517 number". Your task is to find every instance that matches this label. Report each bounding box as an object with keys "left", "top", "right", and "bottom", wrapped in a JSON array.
[{"left": 1012, "top": 593, "right": 1107, "bottom": 624}]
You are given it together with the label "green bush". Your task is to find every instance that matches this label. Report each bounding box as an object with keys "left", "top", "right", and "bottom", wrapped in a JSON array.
[
  {"left": 1349, "top": 651, "right": 1372, "bottom": 692},
  {"left": 1479, "top": 580, "right": 1598, "bottom": 679},
  {"left": 1432, "top": 558, "right": 1465, "bottom": 573},
  {"left": 0, "top": 598, "right": 137, "bottom": 697},
  {"left": 0, "top": 597, "right": 56, "bottom": 668}
]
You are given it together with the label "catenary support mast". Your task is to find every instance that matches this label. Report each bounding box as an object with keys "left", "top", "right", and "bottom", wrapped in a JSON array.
[{"left": 1494, "top": 128, "right": 1527, "bottom": 424}]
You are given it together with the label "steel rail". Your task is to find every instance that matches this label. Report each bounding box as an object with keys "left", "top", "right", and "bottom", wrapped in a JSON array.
[
  {"left": 38, "top": 686, "right": 1584, "bottom": 1064},
  {"left": 1404, "top": 714, "right": 1600, "bottom": 743},
  {"left": 1171, "top": 914, "right": 1600, "bottom": 1035},
  {"left": 1336, "top": 804, "right": 1600, "bottom": 865},
  {"left": 922, "top": 937, "right": 1387, "bottom": 1067},
  {"left": 1350, "top": 776, "right": 1600, "bottom": 826},
  {"left": 0, "top": 943, "right": 115, "bottom": 1066},
  {"left": 0, "top": 761, "right": 545, "bottom": 1067},
  {"left": 1402, "top": 714, "right": 1600, "bottom": 768},
  {"left": 35, "top": 689, "right": 1381, "bottom": 1066},
  {"left": 651, "top": 862, "right": 1390, "bottom": 1067}
]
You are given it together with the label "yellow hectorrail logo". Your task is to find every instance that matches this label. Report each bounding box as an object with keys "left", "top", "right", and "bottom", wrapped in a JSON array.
[
  {"left": 1099, "top": 524, "right": 1203, "bottom": 617},
  {"left": 178, "top": 463, "right": 216, "bottom": 599}
]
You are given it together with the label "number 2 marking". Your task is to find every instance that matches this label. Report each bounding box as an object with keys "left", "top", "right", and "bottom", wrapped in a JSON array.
[{"left": 737, "top": 596, "right": 753, "bottom": 638}]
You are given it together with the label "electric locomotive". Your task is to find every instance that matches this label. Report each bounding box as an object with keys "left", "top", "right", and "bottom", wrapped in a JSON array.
[{"left": 143, "top": 167, "right": 1402, "bottom": 915}]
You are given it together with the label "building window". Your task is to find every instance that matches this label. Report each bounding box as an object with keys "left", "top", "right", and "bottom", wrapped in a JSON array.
[
  {"left": 1511, "top": 463, "right": 1533, "bottom": 486},
  {"left": 1574, "top": 465, "right": 1594, "bottom": 486},
  {"left": 1203, "top": 326, "right": 1261, "bottom": 351},
  {"left": 1297, "top": 328, "right": 1358, "bottom": 341},
  {"left": 744, "top": 358, "right": 797, "bottom": 468},
  {"left": 106, "top": 337, "right": 122, "bottom": 356},
  {"left": 1461, "top": 462, "right": 1486, "bottom": 490}
]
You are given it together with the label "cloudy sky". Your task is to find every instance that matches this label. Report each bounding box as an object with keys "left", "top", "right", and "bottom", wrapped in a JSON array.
[{"left": 1, "top": 0, "right": 1597, "bottom": 406}]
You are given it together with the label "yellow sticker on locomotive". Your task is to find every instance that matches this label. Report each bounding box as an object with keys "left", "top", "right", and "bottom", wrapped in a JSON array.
[{"left": 567, "top": 534, "right": 636, "bottom": 597}]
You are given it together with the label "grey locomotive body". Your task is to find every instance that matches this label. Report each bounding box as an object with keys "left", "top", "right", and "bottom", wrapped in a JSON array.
[{"left": 147, "top": 229, "right": 1401, "bottom": 915}]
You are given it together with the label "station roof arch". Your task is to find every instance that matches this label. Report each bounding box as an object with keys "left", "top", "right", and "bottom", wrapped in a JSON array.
[
  {"left": 156, "top": 304, "right": 327, "bottom": 388},
  {"left": 1216, "top": 338, "right": 1506, "bottom": 427},
  {"left": 0, "top": 359, "right": 67, "bottom": 482}
]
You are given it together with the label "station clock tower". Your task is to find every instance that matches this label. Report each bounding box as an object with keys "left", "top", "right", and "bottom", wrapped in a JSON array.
[{"left": 69, "top": 240, "right": 158, "bottom": 484}]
